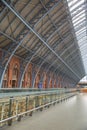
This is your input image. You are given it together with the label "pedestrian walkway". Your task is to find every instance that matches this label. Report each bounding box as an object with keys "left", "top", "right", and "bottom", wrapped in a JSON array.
[{"left": 1, "top": 93, "right": 87, "bottom": 130}]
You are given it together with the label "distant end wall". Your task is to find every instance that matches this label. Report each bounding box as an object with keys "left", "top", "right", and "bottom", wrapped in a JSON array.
[{"left": 81, "top": 88, "right": 87, "bottom": 93}]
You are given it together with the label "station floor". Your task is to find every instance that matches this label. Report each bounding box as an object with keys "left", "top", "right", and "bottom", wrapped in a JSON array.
[{"left": 1, "top": 93, "right": 87, "bottom": 130}]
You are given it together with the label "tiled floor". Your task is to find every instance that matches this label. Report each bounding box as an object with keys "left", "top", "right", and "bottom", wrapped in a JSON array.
[{"left": 1, "top": 93, "right": 87, "bottom": 130}]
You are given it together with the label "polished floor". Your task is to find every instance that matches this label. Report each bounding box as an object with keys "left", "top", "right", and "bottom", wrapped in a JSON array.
[{"left": 1, "top": 93, "right": 87, "bottom": 130}]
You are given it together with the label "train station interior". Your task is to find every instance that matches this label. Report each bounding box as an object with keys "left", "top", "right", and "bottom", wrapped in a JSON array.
[{"left": 0, "top": 0, "right": 87, "bottom": 130}]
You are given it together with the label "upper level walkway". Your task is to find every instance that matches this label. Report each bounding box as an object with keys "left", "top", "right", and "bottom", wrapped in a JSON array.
[{"left": 1, "top": 93, "right": 87, "bottom": 130}]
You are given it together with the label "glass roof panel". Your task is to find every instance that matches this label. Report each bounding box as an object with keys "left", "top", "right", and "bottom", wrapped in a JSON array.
[{"left": 67, "top": 0, "right": 87, "bottom": 74}]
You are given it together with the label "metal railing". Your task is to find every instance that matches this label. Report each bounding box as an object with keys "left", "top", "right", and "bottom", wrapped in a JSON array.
[{"left": 0, "top": 88, "right": 77, "bottom": 127}]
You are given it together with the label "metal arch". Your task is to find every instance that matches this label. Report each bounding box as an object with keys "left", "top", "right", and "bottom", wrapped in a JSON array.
[
  {"left": 2, "top": 1, "right": 39, "bottom": 32},
  {"left": 60, "top": 72, "right": 74, "bottom": 87},
  {"left": 39, "top": 14, "right": 68, "bottom": 41},
  {"left": 32, "top": 51, "right": 55, "bottom": 88},
  {"left": 34, "top": 59, "right": 58, "bottom": 88},
  {"left": 35, "top": 0, "right": 62, "bottom": 27},
  {"left": 0, "top": 31, "right": 46, "bottom": 62},
  {"left": 56, "top": 69, "right": 76, "bottom": 85},
  {"left": 0, "top": 0, "right": 47, "bottom": 60},
  {"left": 33, "top": 54, "right": 55, "bottom": 87},
  {"left": 19, "top": 20, "right": 70, "bottom": 88},
  {"left": 40, "top": 42, "right": 75, "bottom": 86},
  {"left": 37, "top": 14, "right": 68, "bottom": 41},
  {"left": 1, "top": 1, "right": 70, "bottom": 52},
  {"left": 39, "top": 0, "right": 69, "bottom": 43},
  {"left": 34, "top": 50, "right": 79, "bottom": 86},
  {"left": 1, "top": 28, "right": 75, "bottom": 73},
  {"left": 43, "top": 64, "right": 58, "bottom": 89},
  {"left": 1, "top": 0, "right": 81, "bottom": 81},
  {"left": 60, "top": 43, "right": 74, "bottom": 57},
  {"left": 0, "top": 32, "right": 47, "bottom": 88},
  {"left": 66, "top": 53, "right": 82, "bottom": 67},
  {"left": 28, "top": 0, "right": 61, "bottom": 26},
  {"left": 55, "top": 65, "right": 77, "bottom": 82},
  {"left": 4, "top": 1, "right": 59, "bottom": 44},
  {"left": 58, "top": 68, "right": 79, "bottom": 83},
  {"left": 64, "top": 51, "right": 79, "bottom": 68},
  {"left": 40, "top": 0, "right": 70, "bottom": 51},
  {"left": 36, "top": 6, "right": 66, "bottom": 37},
  {"left": 17, "top": 2, "right": 64, "bottom": 42},
  {"left": 19, "top": 46, "right": 44, "bottom": 88},
  {"left": 42, "top": 69, "right": 57, "bottom": 87},
  {"left": 40, "top": 1, "right": 77, "bottom": 66},
  {"left": 0, "top": 1, "right": 50, "bottom": 87},
  {"left": 0, "top": 30, "right": 57, "bottom": 88},
  {"left": 66, "top": 56, "right": 85, "bottom": 78},
  {"left": 56, "top": 63, "right": 78, "bottom": 81},
  {"left": 0, "top": 0, "right": 63, "bottom": 88},
  {"left": 33, "top": 46, "right": 80, "bottom": 87},
  {"left": 60, "top": 46, "right": 84, "bottom": 74},
  {"left": 0, "top": 29, "right": 32, "bottom": 87},
  {"left": 63, "top": 50, "right": 82, "bottom": 72},
  {"left": 4, "top": 1, "right": 62, "bottom": 44},
  {"left": 0, "top": 31, "right": 16, "bottom": 43},
  {"left": 1, "top": 0, "right": 84, "bottom": 84},
  {"left": 40, "top": 54, "right": 68, "bottom": 86}
]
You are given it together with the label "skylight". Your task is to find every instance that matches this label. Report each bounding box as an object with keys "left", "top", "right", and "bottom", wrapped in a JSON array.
[{"left": 67, "top": 0, "right": 87, "bottom": 74}]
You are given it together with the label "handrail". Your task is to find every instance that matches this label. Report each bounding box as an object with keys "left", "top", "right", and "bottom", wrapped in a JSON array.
[
  {"left": 0, "top": 93, "right": 76, "bottom": 123},
  {"left": 0, "top": 88, "right": 76, "bottom": 98}
]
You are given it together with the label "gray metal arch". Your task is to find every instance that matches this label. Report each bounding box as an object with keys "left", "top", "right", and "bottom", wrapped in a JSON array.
[
  {"left": 60, "top": 71, "right": 75, "bottom": 86},
  {"left": 0, "top": 29, "right": 31, "bottom": 87},
  {"left": 54, "top": 64, "right": 77, "bottom": 82},
  {"left": 32, "top": 51, "right": 56, "bottom": 88},
  {"left": 39, "top": 0, "right": 70, "bottom": 44},
  {"left": 1, "top": 0, "right": 86, "bottom": 88},
  {"left": 34, "top": 0, "right": 62, "bottom": 27},
  {"left": 30, "top": 41, "right": 80, "bottom": 87},
  {"left": 2, "top": 0, "right": 81, "bottom": 81},
  {"left": 1, "top": 27, "right": 78, "bottom": 85},
  {"left": 1, "top": 30, "right": 57, "bottom": 88},
  {"left": 46, "top": 41, "right": 76, "bottom": 75},
  {"left": 0, "top": 1, "right": 69, "bottom": 53},
  {"left": 40, "top": 41, "right": 75, "bottom": 87},
  {"left": 56, "top": 69, "right": 76, "bottom": 86},
  {"left": 19, "top": 47, "right": 43, "bottom": 88},
  {"left": 19, "top": 28, "right": 60, "bottom": 88},
  {"left": 0, "top": 0, "right": 63, "bottom": 87}
]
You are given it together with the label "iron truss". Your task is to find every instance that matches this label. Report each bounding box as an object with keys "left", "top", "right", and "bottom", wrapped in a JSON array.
[{"left": 0, "top": 0, "right": 86, "bottom": 88}]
